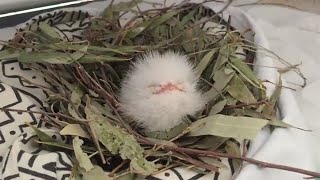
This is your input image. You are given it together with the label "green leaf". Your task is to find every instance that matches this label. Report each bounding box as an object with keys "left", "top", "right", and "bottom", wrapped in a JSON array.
[
  {"left": 18, "top": 51, "right": 73, "bottom": 64},
  {"left": 85, "top": 98, "right": 157, "bottom": 175},
  {"left": 188, "top": 136, "right": 227, "bottom": 150},
  {"left": 229, "top": 56, "right": 262, "bottom": 88},
  {"left": 230, "top": 56, "right": 260, "bottom": 84},
  {"left": 147, "top": 11, "right": 180, "bottom": 31},
  {"left": 224, "top": 140, "right": 242, "bottom": 170},
  {"left": 268, "top": 119, "right": 310, "bottom": 131},
  {"left": 60, "top": 124, "right": 90, "bottom": 139},
  {"left": 28, "top": 123, "right": 56, "bottom": 142},
  {"left": 82, "top": 165, "right": 108, "bottom": 180},
  {"left": 38, "top": 23, "right": 62, "bottom": 43},
  {"left": 209, "top": 99, "right": 227, "bottom": 115},
  {"left": 72, "top": 136, "right": 94, "bottom": 172},
  {"left": 226, "top": 74, "right": 257, "bottom": 104},
  {"left": 181, "top": 7, "right": 198, "bottom": 25},
  {"left": 35, "top": 140, "right": 102, "bottom": 154},
  {"left": 225, "top": 94, "right": 238, "bottom": 106},
  {"left": 197, "top": 48, "right": 217, "bottom": 75},
  {"left": 70, "top": 44, "right": 88, "bottom": 60},
  {"left": 175, "top": 136, "right": 201, "bottom": 147},
  {"left": 77, "top": 54, "right": 129, "bottom": 63},
  {"left": 146, "top": 138, "right": 178, "bottom": 147},
  {"left": 110, "top": 0, "right": 142, "bottom": 12},
  {"left": 127, "top": 10, "right": 179, "bottom": 39},
  {"left": 188, "top": 114, "right": 268, "bottom": 139},
  {"left": 0, "top": 49, "right": 21, "bottom": 60},
  {"left": 262, "top": 77, "right": 282, "bottom": 118},
  {"left": 70, "top": 86, "right": 84, "bottom": 108},
  {"left": 203, "top": 67, "right": 235, "bottom": 101},
  {"left": 145, "top": 122, "right": 189, "bottom": 140},
  {"left": 41, "top": 42, "right": 134, "bottom": 55},
  {"left": 199, "top": 157, "right": 229, "bottom": 169},
  {"left": 126, "top": 20, "right": 154, "bottom": 39},
  {"left": 212, "top": 67, "right": 235, "bottom": 91},
  {"left": 213, "top": 46, "right": 230, "bottom": 73}
]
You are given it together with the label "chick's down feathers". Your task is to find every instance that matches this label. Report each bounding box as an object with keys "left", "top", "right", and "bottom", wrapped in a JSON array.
[{"left": 119, "top": 51, "right": 205, "bottom": 132}]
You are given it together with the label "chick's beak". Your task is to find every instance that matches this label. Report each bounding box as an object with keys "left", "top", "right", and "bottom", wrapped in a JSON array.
[{"left": 148, "top": 82, "right": 184, "bottom": 94}]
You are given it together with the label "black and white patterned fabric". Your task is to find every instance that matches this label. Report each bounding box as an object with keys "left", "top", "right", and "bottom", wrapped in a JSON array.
[{"left": 0, "top": 5, "right": 249, "bottom": 180}]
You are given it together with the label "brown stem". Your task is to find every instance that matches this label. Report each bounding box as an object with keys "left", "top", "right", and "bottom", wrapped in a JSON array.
[
  {"left": 88, "top": 122, "right": 106, "bottom": 164},
  {"left": 175, "top": 153, "right": 219, "bottom": 172},
  {"left": 0, "top": 107, "right": 80, "bottom": 121},
  {"left": 139, "top": 139, "right": 320, "bottom": 178},
  {"left": 224, "top": 100, "right": 268, "bottom": 109},
  {"left": 262, "top": 80, "right": 297, "bottom": 91},
  {"left": 109, "top": 160, "right": 129, "bottom": 177}
]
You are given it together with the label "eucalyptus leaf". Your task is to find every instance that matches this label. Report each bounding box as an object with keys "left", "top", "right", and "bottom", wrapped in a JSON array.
[
  {"left": 213, "top": 46, "right": 230, "bottom": 73},
  {"left": 78, "top": 54, "right": 129, "bottom": 63},
  {"left": 18, "top": 51, "right": 73, "bottom": 64},
  {"left": 38, "top": 23, "right": 62, "bottom": 42},
  {"left": 226, "top": 74, "right": 257, "bottom": 104},
  {"left": 145, "top": 122, "right": 189, "bottom": 140},
  {"left": 225, "top": 140, "right": 242, "bottom": 171},
  {"left": 188, "top": 135, "right": 227, "bottom": 150},
  {"left": 82, "top": 165, "right": 108, "bottom": 180},
  {"left": 197, "top": 48, "right": 217, "bottom": 75},
  {"left": 125, "top": 19, "right": 154, "bottom": 39},
  {"left": 110, "top": 0, "right": 142, "bottom": 12},
  {"left": 70, "top": 44, "right": 88, "bottom": 60},
  {"left": 73, "top": 136, "right": 94, "bottom": 172},
  {"left": 262, "top": 77, "right": 282, "bottom": 118},
  {"left": 146, "top": 137, "right": 178, "bottom": 147},
  {"left": 85, "top": 98, "right": 157, "bottom": 175},
  {"left": 35, "top": 140, "right": 101, "bottom": 154},
  {"left": 28, "top": 123, "right": 56, "bottom": 142},
  {"left": 0, "top": 49, "right": 21, "bottom": 60},
  {"left": 70, "top": 86, "right": 84, "bottom": 109},
  {"left": 268, "top": 119, "right": 310, "bottom": 131},
  {"left": 189, "top": 114, "right": 268, "bottom": 139},
  {"left": 68, "top": 105, "right": 85, "bottom": 121},
  {"left": 199, "top": 157, "right": 229, "bottom": 169},
  {"left": 212, "top": 67, "right": 235, "bottom": 91},
  {"left": 229, "top": 56, "right": 262, "bottom": 88},
  {"left": 147, "top": 10, "right": 180, "bottom": 31},
  {"left": 175, "top": 136, "right": 201, "bottom": 147},
  {"left": 209, "top": 99, "right": 227, "bottom": 115},
  {"left": 127, "top": 10, "right": 179, "bottom": 39},
  {"left": 60, "top": 124, "right": 90, "bottom": 139},
  {"left": 181, "top": 7, "right": 198, "bottom": 25}
]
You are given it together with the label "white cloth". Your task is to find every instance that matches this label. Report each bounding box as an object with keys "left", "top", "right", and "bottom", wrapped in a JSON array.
[{"left": 236, "top": 5, "right": 320, "bottom": 180}]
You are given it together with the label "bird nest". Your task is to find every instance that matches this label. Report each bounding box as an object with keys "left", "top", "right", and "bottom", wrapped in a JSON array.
[{"left": 0, "top": 0, "right": 311, "bottom": 179}]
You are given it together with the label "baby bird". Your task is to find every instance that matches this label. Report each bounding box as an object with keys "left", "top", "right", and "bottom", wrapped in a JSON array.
[{"left": 119, "top": 51, "right": 205, "bottom": 132}]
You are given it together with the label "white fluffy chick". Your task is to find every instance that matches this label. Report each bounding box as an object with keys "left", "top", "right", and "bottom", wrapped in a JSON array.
[{"left": 119, "top": 51, "right": 205, "bottom": 132}]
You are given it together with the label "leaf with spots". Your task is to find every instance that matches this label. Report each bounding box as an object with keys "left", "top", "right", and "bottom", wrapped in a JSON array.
[{"left": 85, "top": 98, "right": 158, "bottom": 175}]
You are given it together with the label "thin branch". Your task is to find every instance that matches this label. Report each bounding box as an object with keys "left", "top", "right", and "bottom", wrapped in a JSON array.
[
  {"left": 139, "top": 139, "right": 320, "bottom": 178},
  {"left": 224, "top": 100, "right": 268, "bottom": 109}
]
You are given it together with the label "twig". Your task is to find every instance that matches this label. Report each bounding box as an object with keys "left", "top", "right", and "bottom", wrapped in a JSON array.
[
  {"left": 0, "top": 107, "right": 79, "bottom": 121},
  {"left": 175, "top": 153, "right": 219, "bottom": 172},
  {"left": 139, "top": 140, "right": 320, "bottom": 178},
  {"left": 151, "top": 163, "right": 180, "bottom": 175},
  {"left": 262, "top": 80, "right": 297, "bottom": 91},
  {"left": 88, "top": 122, "right": 106, "bottom": 164},
  {"left": 109, "top": 160, "right": 129, "bottom": 177},
  {"left": 224, "top": 100, "right": 268, "bottom": 109}
]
